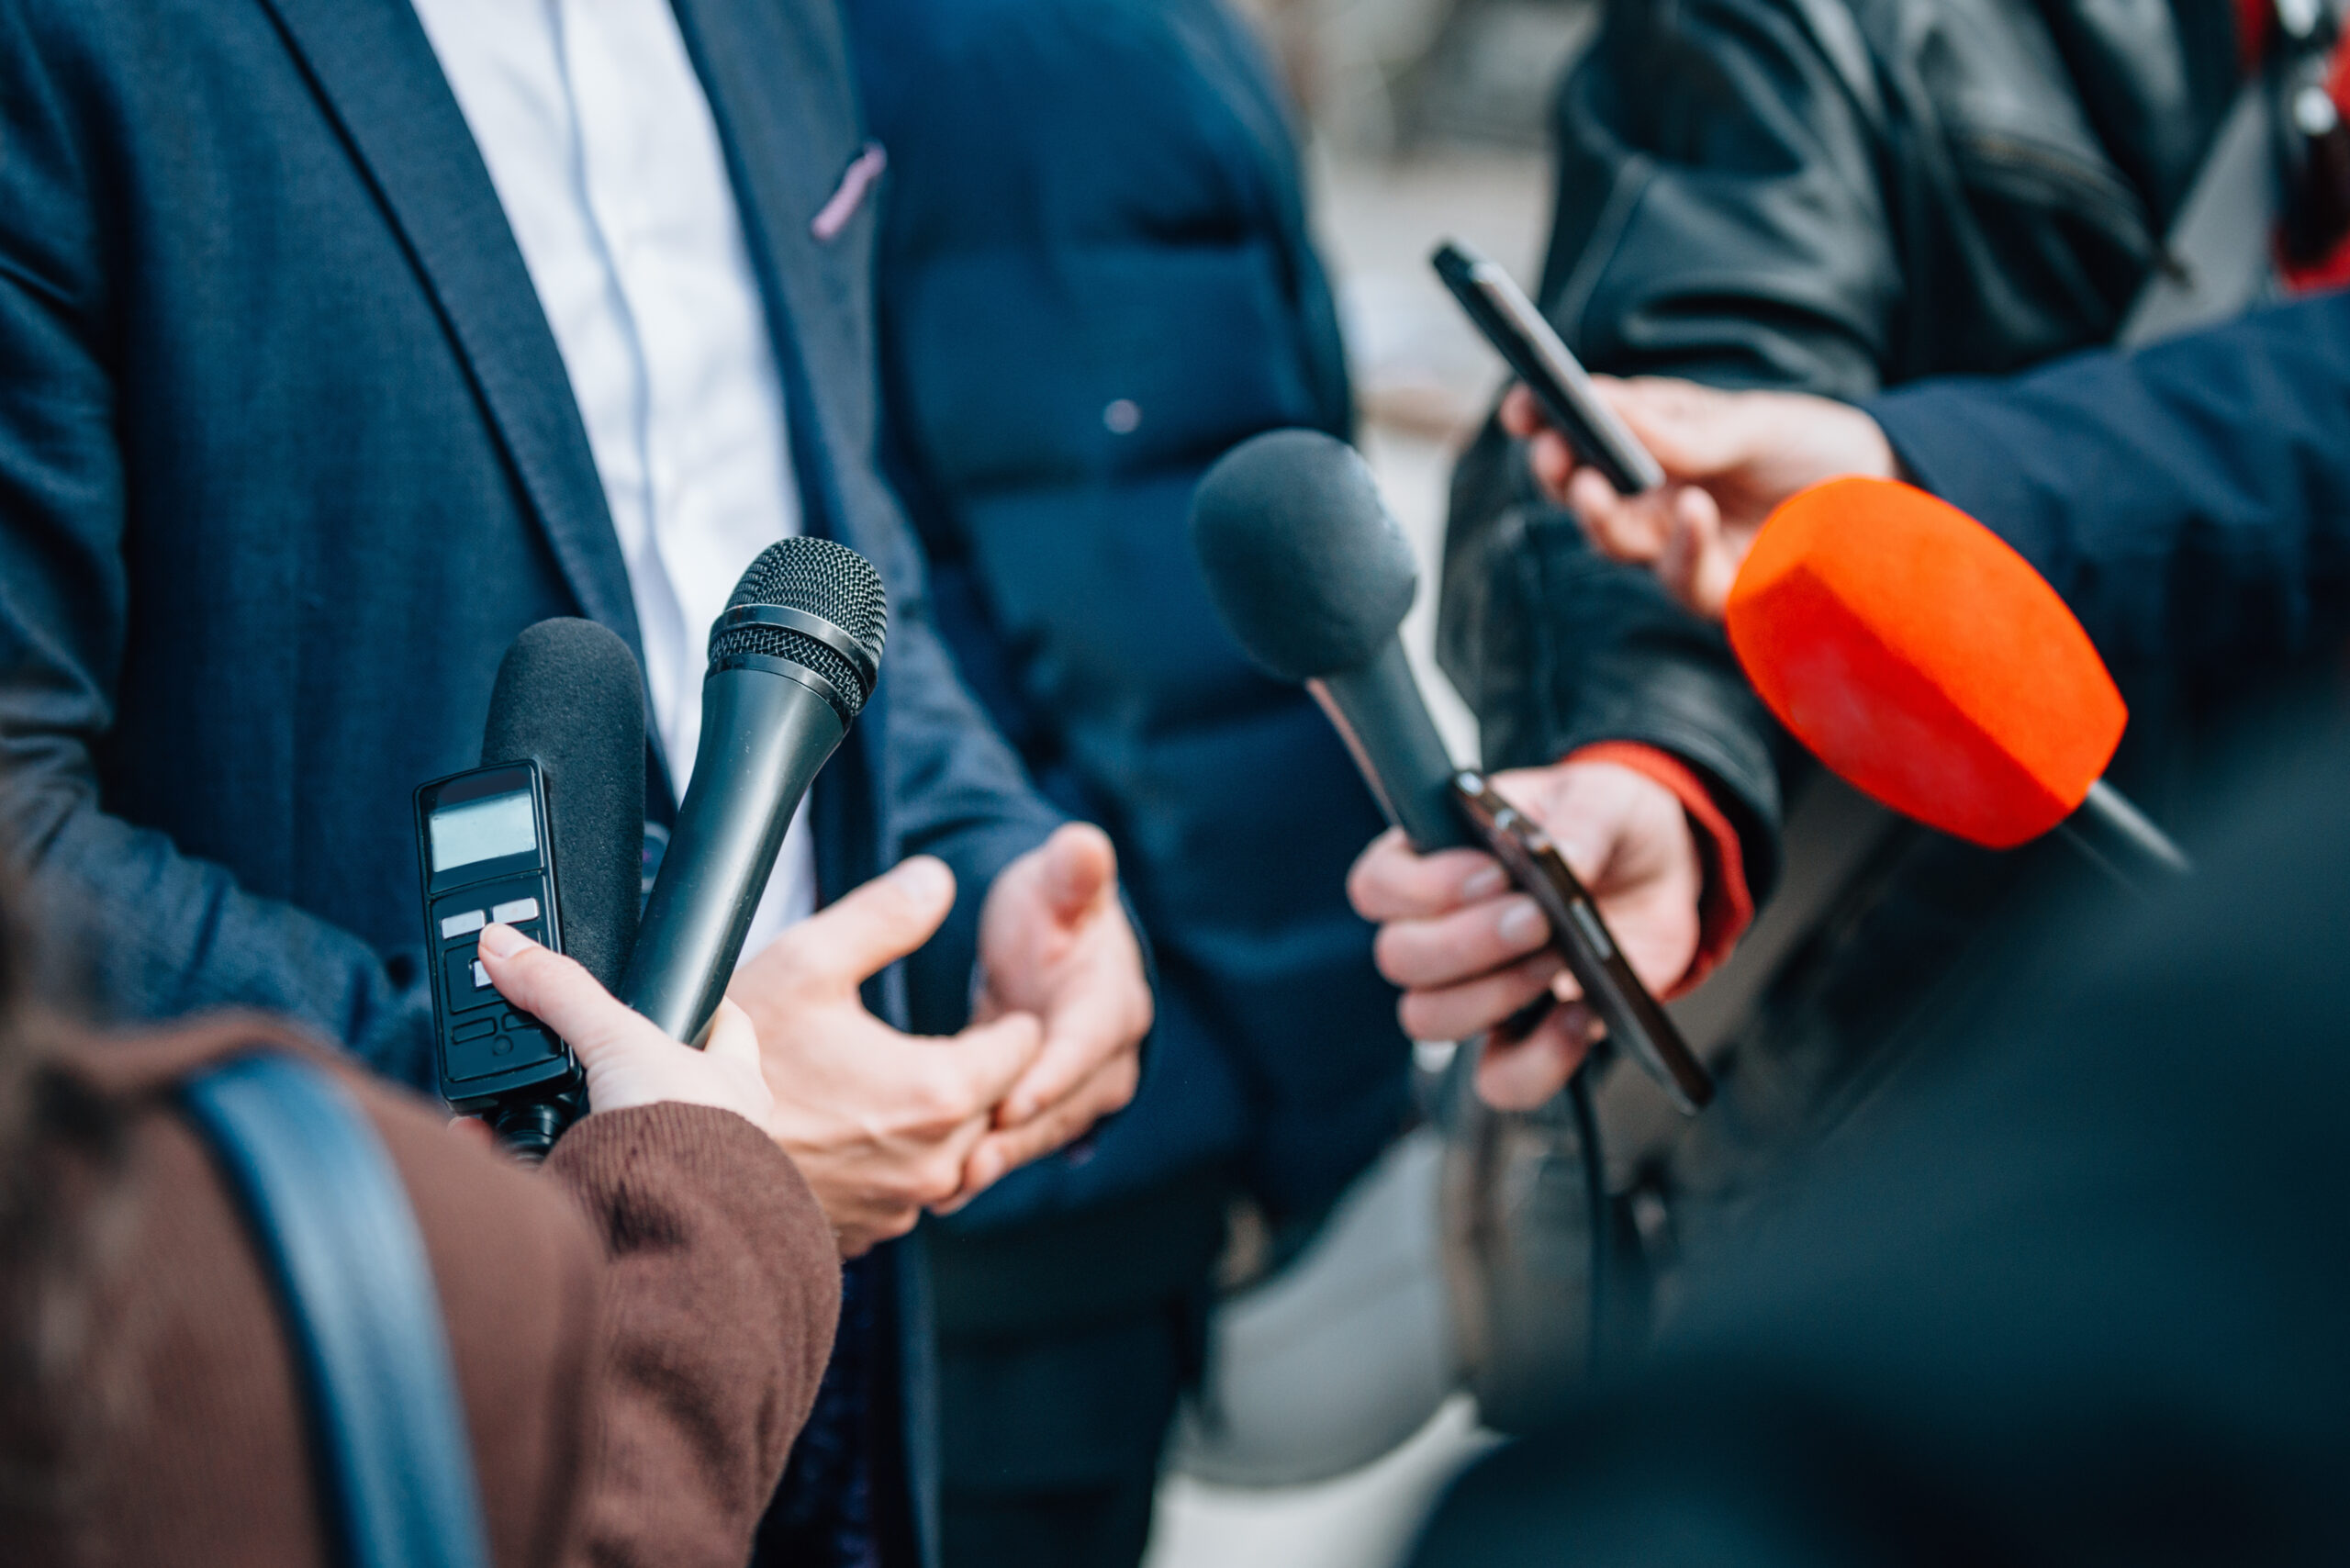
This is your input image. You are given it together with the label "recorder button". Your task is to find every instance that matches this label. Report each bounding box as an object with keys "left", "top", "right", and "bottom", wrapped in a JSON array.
[{"left": 442, "top": 946, "right": 500, "bottom": 1013}]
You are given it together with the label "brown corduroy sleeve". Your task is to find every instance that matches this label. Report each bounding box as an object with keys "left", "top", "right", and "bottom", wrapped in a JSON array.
[{"left": 545, "top": 1103, "right": 842, "bottom": 1568}]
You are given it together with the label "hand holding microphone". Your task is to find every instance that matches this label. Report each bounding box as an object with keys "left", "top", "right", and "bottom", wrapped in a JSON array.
[
  {"left": 1507, "top": 373, "right": 2191, "bottom": 889},
  {"left": 621, "top": 536, "right": 1147, "bottom": 1249},
  {"left": 1346, "top": 760, "right": 1706, "bottom": 1110},
  {"left": 1192, "top": 431, "right": 1714, "bottom": 1114},
  {"left": 476, "top": 923, "right": 774, "bottom": 1129}
]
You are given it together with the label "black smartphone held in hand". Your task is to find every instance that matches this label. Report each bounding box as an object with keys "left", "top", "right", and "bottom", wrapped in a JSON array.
[
  {"left": 1433, "top": 239, "right": 1664, "bottom": 497},
  {"left": 1451, "top": 770, "right": 1713, "bottom": 1115}
]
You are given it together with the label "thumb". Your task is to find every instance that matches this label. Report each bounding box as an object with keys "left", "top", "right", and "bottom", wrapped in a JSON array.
[
  {"left": 475, "top": 923, "right": 642, "bottom": 1058},
  {"left": 703, "top": 997, "right": 760, "bottom": 1075},
  {"left": 1693, "top": 493, "right": 1745, "bottom": 622},
  {"left": 1037, "top": 823, "right": 1116, "bottom": 926},
  {"left": 1492, "top": 762, "right": 1618, "bottom": 890},
  {"left": 1608, "top": 377, "right": 1743, "bottom": 478},
  {"left": 759, "top": 856, "right": 957, "bottom": 990},
  {"left": 942, "top": 1009, "right": 1048, "bottom": 1110}
]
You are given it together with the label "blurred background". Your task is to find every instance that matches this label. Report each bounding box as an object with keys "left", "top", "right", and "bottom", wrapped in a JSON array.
[
  {"left": 1145, "top": 5, "right": 1590, "bottom": 1563},
  {"left": 1225, "top": 0, "right": 1595, "bottom": 754}
]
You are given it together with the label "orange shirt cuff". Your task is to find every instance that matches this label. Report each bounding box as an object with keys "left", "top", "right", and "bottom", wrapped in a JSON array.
[{"left": 1565, "top": 741, "right": 1755, "bottom": 998}]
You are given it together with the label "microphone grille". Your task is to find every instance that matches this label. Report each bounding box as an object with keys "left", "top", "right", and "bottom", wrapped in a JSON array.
[
  {"left": 709, "top": 538, "right": 889, "bottom": 722},
  {"left": 727, "top": 536, "right": 889, "bottom": 647}
]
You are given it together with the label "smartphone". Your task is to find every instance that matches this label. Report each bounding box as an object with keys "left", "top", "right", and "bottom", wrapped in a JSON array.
[
  {"left": 1432, "top": 240, "right": 1664, "bottom": 496},
  {"left": 1451, "top": 770, "right": 1714, "bottom": 1115}
]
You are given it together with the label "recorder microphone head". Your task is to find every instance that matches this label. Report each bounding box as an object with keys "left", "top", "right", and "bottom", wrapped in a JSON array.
[
  {"left": 1726, "top": 476, "right": 2128, "bottom": 849},
  {"left": 1191, "top": 429, "right": 1420, "bottom": 681},
  {"left": 708, "top": 536, "right": 889, "bottom": 723},
  {"left": 480, "top": 617, "right": 646, "bottom": 991}
]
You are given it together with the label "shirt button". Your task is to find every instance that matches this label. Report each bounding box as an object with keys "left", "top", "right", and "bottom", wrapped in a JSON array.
[{"left": 1102, "top": 398, "right": 1141, "bottom": 434}]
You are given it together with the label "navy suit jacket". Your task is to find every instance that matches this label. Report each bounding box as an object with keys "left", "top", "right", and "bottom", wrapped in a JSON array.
[
  {"left": 0, "top": 3, "right": 1064, "bottom": 1558},
  {"left": 1870, "top": 291, "right": 2350, "bottom": 693},
  {"left": 0, "top": 0, "right": 1058, "bottom": 1081}
]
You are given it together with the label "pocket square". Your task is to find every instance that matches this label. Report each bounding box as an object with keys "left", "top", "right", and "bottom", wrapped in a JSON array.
[{"left": 811, "top": 142, "right": 887, "bottom": 242}]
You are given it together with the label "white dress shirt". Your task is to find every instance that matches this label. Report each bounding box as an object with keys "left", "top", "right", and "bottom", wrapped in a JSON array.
[{"left": 412, "top": 0, "right": 818, "bottom": 956}]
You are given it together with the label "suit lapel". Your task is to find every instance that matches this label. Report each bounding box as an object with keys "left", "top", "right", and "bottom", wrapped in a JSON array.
[
  {"left": 254, "top": 0, "right": 642, "bottom": 651},
  {"left": 667, "top": 0, "right": 913, "bottom": 891},
  {"left": 666, "top": 0, "right": 870, "bottom": 547}
]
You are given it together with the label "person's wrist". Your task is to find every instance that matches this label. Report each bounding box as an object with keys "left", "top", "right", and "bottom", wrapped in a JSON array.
[{"left": 1562, "top": 741, "right": 1753, "bottom": 994}]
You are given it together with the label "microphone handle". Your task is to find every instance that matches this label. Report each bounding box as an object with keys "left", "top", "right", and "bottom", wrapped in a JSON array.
[
  {"left": 1312, "top": 636, "right": 1713, "bottom": 1114},
  {"left": 2057, "top": 777, "right": 2193, "bottom": 895},
  {"left": 1309, "top": 639, "right": 1474, "bottom": 852},
  {"left": 621, "top": 665, "right": 846, "bottom": 1043}
]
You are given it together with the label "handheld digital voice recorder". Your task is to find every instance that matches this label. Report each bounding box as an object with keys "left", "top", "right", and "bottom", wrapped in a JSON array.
[{"left": 414, "top": 760, "right": 581, "bottom": 1119}]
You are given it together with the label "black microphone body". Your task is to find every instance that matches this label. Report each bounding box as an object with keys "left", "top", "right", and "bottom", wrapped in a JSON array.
[
  {"left": 624, "top": 666, "right": 844, "bottom": 1041},
  {"left": 476, "top": 617, "right": 647, "bottom": 1155},
  {"left": 1311, "top": 640, "right": 1474, "bottom": 854},
  {"left": 621, "top": 538, "right": 887, "bottom": 1045},
  {"left": 2058, "top": 778, "right": 2193, "bottom": 893}
]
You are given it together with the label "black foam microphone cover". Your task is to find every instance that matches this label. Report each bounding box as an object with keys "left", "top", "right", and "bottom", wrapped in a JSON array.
[
  {"left": 480, "top": 618, "right": 646, "bottom": 991},
  {"left": 1192, "top": 429, "right": 1469, "bottom": 850},
  {"left": 1190, "top": 428, "right": 1420, "bottom": 680}
]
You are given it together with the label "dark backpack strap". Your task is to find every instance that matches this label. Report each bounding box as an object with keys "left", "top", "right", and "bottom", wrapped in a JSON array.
[{"left": 182, "top": 1053, "right": 490, "bottom": 1568}]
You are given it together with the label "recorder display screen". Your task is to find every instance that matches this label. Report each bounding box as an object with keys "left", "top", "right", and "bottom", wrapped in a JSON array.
[{"left": 429, "top": 788, "right": 537, "bottom": 873}]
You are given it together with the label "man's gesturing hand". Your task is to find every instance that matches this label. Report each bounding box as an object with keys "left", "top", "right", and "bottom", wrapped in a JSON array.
[
  {"left": 952, "top": 823, "right": 1153, "bottom": 1204},
  {"left": 727, "top": 857, "right": 1046, "bottom": 1256},
  {"left": 1348, "top": 759, "right": 1701, "bottom": 1111},
  {"left": 1501, "top": 378, "right": 1897, "bottom": 620}
]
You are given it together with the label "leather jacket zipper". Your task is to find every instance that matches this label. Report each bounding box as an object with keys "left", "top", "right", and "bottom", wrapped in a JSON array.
[{"left": 1950, "top": 129, "right": 2156, "bottom": 260}]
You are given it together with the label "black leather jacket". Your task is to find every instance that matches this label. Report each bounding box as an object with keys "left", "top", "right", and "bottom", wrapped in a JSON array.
[
  {"left": 1539, "top": 0, "right": 2239, "bottom": 398},
  {"left": 1449, "top": 0, "right": 2244, "bottom": 932},
  {"left": 1441, "top": 0, "right": 2248, "bottom": 1294}
]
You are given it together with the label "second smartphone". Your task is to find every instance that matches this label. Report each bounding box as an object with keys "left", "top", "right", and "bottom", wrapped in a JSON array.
[{"left": 1433, "top": 239, "right": 1664, "bottom": 496}]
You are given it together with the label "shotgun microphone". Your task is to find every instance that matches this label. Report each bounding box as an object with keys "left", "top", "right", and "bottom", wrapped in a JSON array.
[
  {"left": 620, "top": 537, "right": 887, "bottom": 1045},
  {"left": 464, "top": 617, "right": 646, "bottom": 1158},
  {"left": 1192, "top": 429, "right": 1713, "bottom": 1114},
  {"left": 480, "top": 619, "right": 647, "bottom": 992},
  {"left": 1726, "top": 476, "right": 2190, "bottom": 892}
]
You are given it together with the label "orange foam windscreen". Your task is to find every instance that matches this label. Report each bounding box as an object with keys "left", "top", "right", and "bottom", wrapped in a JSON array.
[{"left": 1724, "top": 476, "right": 2126, "bottom": 849}]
